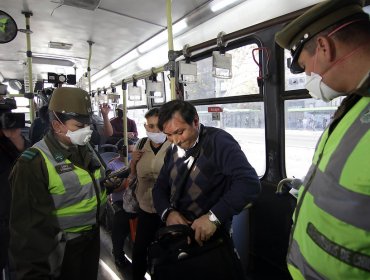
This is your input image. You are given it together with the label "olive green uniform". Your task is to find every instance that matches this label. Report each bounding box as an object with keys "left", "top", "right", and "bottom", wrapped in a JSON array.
[{"left": 9, "top": 131, "right": 104, "bottom": 279}]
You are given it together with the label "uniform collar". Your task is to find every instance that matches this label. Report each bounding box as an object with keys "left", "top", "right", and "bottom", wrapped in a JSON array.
[{"left": 44, "top": 131, "right": 74, "bottom": 162}]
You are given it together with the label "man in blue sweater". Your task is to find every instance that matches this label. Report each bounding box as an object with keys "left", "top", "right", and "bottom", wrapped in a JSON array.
[{"left": 152, "top": 100, "right": 260, "bottom": 280}]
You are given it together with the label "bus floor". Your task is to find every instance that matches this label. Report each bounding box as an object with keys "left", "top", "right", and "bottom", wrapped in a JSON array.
[{"left": 98, "top": 226, "right": 152, "bottom": 280}]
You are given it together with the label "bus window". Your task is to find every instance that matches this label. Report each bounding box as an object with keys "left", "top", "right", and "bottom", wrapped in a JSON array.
[
  {"left": 284, "top": 97, "right": 344, "bottom": 178},
  {"left": 196, "top": 102, "right": 265, "bottom": 177},
  {"left": 127, "top": 108, "right": 147, "bottom": 139},
  {"left": 184, "top": 44, "right": 260, "bottom": 100}
]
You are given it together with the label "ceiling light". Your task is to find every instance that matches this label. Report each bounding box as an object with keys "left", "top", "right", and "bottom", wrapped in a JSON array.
[
  {"left": 91, "top": 69, "right": 109, "bottom": 82},
  {"left": 49, "top": 41, "right": 73, "bottom": 50},
  {"left": 32, "top": 56, "right": 74, "bottom": 67},
  {"left": 210, "top": 0, "right": 240, "bottom": 12},
  {"left": 138, "top": 32, "right": 167, "bottom": 54},
  {"left": 173, "top": 19, "right": 188, "bottom": 35},
  {"left": 61, "top": 0, "right": 102, "bottom": 11},
  {"left": 138, "top": 19, "right": 188, "bottom": 54},
  {"left": 111, "top": 50, "right": 139, "bottom": 69}
]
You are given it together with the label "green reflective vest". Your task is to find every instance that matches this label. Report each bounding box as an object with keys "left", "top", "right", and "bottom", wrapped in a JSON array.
[
  {"left": 34, "top": 140, "right": 107, "bottom": 233},
  {"left": 288, "top": 96, "right": 370, "bottom": 279}
]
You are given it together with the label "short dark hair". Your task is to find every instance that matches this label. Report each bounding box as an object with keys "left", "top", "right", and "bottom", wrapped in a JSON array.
[
  {"left": 303, "top": 20, "right": 370, "bottom": 56},
  {"left": 145, "top": 107, "right": 160, "bottom": 119},
  {"left": 157, "top": 100, "right": 198, "bottom": 131}
]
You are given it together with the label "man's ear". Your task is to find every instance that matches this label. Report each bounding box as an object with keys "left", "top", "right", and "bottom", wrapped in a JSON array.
[
  {"left": 193, "top": 114, "right": 200, "bottom": 128},
  {"left": 317, "top": 36, "right": 336, "bottom": 63}
]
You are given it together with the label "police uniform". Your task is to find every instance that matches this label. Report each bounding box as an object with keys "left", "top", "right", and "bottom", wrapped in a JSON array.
[
  {"left": 9, "top": 88, "right": 107, "bottom": 280},
  {"left": 275, "top": 0, "right": 370, "bottom": 279}
]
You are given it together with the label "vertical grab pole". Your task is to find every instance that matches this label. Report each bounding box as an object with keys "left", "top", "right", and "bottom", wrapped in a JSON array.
[
  {"left": 87, "top": 41, "right": 94, "bottom": 95},
  {"left": 122, "top": 81, "right": 128, "bottom": 166},
  {"left": 22, "top": 11, "right": 35, "bottom": 121},
  {"left": 166, "top": 0, "right": 176, "bottom": 100}
]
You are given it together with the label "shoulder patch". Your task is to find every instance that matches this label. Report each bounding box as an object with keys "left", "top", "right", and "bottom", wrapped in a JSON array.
[{"left": 20, "top": 148, "right": 40, "bottom": 161}]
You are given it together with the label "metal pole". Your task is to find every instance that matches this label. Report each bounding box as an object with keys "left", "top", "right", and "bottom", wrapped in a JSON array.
[
  {"left": 87, "top": 41, "right": 94, "bottom": 94},
  {"left": 166, "top": 0, "right": 176, "bottom": 100},
  {"left": 122, "top": 82, "right": 128, "bottom": 166},
  {"left": 22, "top": 11, "right": 35, "bottom": 121}
]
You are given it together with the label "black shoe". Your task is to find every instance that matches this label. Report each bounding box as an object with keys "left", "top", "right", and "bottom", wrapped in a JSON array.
[{"left": 115, "top": 257, "right": 130, "bottom": 270}]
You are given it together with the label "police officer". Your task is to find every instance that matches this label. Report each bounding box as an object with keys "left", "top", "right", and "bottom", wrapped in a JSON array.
[
  {"left": 9, "top": 88, "right": 107, "bottom": 280},
  {"left": 275, "top": 0, "right": 370, "bottom": 279}
]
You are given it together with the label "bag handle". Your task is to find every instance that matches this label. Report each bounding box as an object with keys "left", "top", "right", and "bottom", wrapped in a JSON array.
[{"left": 155, "top": 224, "right": 195, "bottom": 242}]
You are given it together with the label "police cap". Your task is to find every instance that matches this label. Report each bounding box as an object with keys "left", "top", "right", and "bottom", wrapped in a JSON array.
[
  {"left": 49, "top": 87, "right": 92, "bottom": 124},
  {"left": 275, "top": 0, "right": 368, "bottom": 73}
]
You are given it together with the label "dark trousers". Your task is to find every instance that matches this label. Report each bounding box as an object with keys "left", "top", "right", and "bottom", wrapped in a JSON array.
[
  {"left": 111, "top": 201, "right": 132, "bottom": 262},
  {"left": 132, "top": 210, "right": 161, "bottom": 280},
  {"left": 0, "top": 222, "right": 9, "bottom": 280},
  {"left": 59, "top": 228, "right": 100, "bottom": 280}
]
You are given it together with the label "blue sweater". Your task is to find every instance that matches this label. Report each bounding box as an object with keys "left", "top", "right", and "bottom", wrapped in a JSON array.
[{"left": 152, "top": 125, "right": 260, "bottom": 228}]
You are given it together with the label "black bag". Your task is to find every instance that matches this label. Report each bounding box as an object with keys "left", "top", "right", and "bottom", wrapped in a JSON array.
[{"left": 148, "top": 224, "right": 241, "bottom": 280}]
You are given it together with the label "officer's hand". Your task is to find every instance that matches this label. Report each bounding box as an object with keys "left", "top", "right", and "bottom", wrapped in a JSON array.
[
  {"left": 166, "top": 210, "right": 191, "bottom": 227},
  {"left": 191, "top": 215, "right": 217, "bottom": 246},
  {"left": 103, "top": 176, "right": 122, "bottom": 194}
]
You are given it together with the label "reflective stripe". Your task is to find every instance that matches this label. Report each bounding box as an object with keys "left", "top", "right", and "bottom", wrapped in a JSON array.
[
  {"left": 307, "top": 223, "right": 370, "bottom": 272},
  {"left": 324, "top": 100, "right": 370, "bottom": 179},
  {"left": 57, "top": 211, "right": 96, "bottom": 230},
  {"left": 288, "top": 239, "right": 327, "bottom": 280},
  {"left": 308, "top": 168, "right": 370, "bottom": 231}
]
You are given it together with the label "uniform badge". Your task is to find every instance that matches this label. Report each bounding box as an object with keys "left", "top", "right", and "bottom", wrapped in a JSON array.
[
  {"left": 360, "top": 107, "right": 370, "bottom": 124},
  {"left": 55, "top": 163, "right": 74, "bottom": 174},
  {"left": 54, "top": 152, "right": 65, "bottom": 162}
]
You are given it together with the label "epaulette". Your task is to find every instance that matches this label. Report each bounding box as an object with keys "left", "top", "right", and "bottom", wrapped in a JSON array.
[{"left": 20, "top": 148, "right": 40, "bottom": 161}]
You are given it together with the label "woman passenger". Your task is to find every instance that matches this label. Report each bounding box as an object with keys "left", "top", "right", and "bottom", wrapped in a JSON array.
[{"left": 130, "top": 108, "right": 170, "bottom": 280}]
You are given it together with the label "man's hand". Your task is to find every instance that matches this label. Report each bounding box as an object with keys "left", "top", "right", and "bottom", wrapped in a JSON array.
[
  {"left": 166, "top": 210, "right": 191, "bottom": 226},
  {"left": 127, "top": 132, "right": 135, "bottom": 139},
  {"left": 99, "top": 103, "right": 111, "bottom": 117},
  {"left": 191, "top": 214, "right": 217, "bottom": 246},
  {"left": 3, "top": 128, "right": 26, "bottom": 151}
]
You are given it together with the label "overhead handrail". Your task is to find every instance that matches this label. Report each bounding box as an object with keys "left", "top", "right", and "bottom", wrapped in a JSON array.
[
  {"left": 87, "top": 40, "right": 94, "bottom": 95},
  {"left": 22, "top": 11, "right": 35, "bottom": 121},
  {"left": 166, "top": 0, "right": 176, "bottom": 101}
]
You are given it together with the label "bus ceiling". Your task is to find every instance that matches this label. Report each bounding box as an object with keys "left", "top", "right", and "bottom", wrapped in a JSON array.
[{"left": 0, "top": 0, "right": 325, "bottom": 88}]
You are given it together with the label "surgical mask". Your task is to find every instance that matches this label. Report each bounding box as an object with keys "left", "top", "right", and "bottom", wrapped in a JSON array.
[
  {"left": 66, "top": 126, "right": 93, "bottom": 146},
  {"left": 146, "top": 131, "right": 167, "bottom": 144},
  {"left": 305, "top": 72, "right": 344, "bottom": 102}
]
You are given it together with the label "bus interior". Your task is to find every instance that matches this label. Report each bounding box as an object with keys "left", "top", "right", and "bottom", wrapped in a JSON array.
[{"left": 1, "top": 0, "right": 370, "bottom": 279}]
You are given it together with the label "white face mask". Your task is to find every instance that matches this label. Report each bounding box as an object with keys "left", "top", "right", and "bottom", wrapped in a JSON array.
[
  {"left": 305, "top": 72, "right": 344, "bottom": 102},
  {"left": 146, "top": 131, "right": 167, "bottom": 144},
  {"left": 66, "top": 126, "right": 93, "bottom": 146}
]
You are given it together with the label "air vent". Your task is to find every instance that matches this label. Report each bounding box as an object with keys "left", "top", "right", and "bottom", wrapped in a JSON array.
[
  {"left": 61, "top": 0, "right": 102, "bottom": 11},
  {"left": 49, "top": 41, "right": 73, "bottom": 50}
]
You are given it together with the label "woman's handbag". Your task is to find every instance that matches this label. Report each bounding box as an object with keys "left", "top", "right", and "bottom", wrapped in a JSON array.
[
  {"left": 121, "top": 137, "right": 147, "bottom": 214},
  {"left": 148, "top": 224, "right": 239, "bottom": 280}
]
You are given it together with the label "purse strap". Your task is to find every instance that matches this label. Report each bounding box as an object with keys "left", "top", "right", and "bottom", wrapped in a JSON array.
[{"left": 170, "top": 127, "right": 203, "bottom": 209}]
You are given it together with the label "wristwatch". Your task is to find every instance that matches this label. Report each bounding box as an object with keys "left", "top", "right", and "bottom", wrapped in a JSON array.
[
  {"left": 161, "top": 207, "right": 174, "bottom": 222},
  {"left": 208, "top": 210, "right": 221, "bottom": 227}
]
